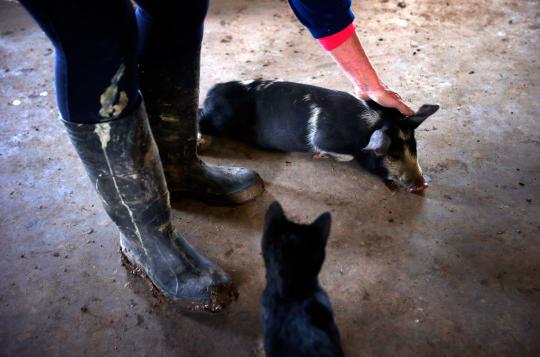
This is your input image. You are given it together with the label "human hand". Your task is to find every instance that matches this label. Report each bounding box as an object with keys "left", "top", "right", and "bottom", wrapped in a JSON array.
[
  {"left": 355, "top": 83, "right": 414, "bottom": 116},
  {"left": 327, "top": 31, "right": 415, "bottom": 116}
]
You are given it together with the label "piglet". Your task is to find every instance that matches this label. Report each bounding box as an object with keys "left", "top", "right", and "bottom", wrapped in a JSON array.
[{"left": 199, "top": 80, "right": 439, "bottom": 192}]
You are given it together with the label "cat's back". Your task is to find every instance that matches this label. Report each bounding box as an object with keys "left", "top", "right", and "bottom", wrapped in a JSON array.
[{"left": 262, "top": 290, "right": 344, "bottom": 357}]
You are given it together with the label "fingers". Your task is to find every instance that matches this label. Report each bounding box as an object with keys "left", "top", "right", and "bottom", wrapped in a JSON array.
[
  {"left": 394, "top": 99, "right": 415, "bottom": 116},
  {"left": 353, "top": 86, "right": 370, "bottom": 101},
  {"left": 356, "top": 87, "right": 414, "bottom": 116},
  {"left": 357, "top": 92, "right": 370, "bottom": 100},
  {"left": 377, "top": 91, "right": 414, "bottom": 116},
  {"left": 385, "top": 90, "right": 413, "bottom": 116}
]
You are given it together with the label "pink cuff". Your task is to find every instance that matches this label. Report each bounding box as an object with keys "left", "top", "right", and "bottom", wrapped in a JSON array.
[{"left": 317, "top": 23, "right": 356, "bottom": 51}]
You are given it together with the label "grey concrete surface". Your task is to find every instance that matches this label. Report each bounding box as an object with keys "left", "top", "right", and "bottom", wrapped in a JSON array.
[{"left": 1, "top": 0, "right": 539, "bottom": 356}]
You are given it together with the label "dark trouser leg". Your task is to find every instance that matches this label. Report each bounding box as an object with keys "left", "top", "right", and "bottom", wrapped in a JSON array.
[
  {"left": 135, "top": 0, "right": 264, "bottom": 206},
  {"left": 19, "top": 0, "right": 237, "bottom": 311},
  {"left": 18, "top": 0, "right": 139, "bottom": 123}
]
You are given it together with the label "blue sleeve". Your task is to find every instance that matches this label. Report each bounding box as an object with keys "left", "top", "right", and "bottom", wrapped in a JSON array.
[{"left": 288, "top": 0, "right": 355, "bottom": 39}]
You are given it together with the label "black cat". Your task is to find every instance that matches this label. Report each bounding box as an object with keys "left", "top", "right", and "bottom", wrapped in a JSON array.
[{"left": 261, "top": 201, "right": 344, "bottom": 357}]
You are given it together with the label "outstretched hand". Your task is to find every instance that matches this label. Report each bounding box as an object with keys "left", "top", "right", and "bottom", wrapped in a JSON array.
[
  {"left": 355, "top": 83, "right": 414, "bottom": 116},
  {"left": 327, "top": 31, "right": 415, "bottom": 117}
]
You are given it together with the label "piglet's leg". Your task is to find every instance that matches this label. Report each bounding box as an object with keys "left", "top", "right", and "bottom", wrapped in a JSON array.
[
  {"left": 312, "top": 152, "right": 330, "bottom": 160},
  {"left": 312, "top": 151, "right": 353, "bottom": 162},
  {"left": 196, "top": 133, "right": 213, "bottom": 152},
  {"left": 328, "top": 153, "right": 354, "bottom": 162}
]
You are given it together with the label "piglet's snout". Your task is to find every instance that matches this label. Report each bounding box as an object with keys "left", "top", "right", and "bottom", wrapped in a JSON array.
[{"left": 407, "top": 178, "right": 429, "bottom": 193}]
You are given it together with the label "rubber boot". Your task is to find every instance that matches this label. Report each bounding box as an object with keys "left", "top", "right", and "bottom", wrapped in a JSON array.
[
  {"left": 63, "top": 101, "right": 237, "bottom": 312},
  {"left": 139, "top": 44, "right": 264, "bottom": 206}
]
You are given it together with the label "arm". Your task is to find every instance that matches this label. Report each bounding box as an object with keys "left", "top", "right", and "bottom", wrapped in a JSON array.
[
  {"left": 328, "top": 32, "right": 414, "bottom": 116},
  {"left": 288, "top": 0, "right": 414, "bottom": 116}
]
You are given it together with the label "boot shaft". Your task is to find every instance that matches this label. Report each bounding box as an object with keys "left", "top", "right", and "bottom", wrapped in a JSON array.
[
  {"left": 62, "top": 102, "right": 171, "bottom": 237},
  {"left": 138, "top": 44, "right": 201, "bottom": 166}
]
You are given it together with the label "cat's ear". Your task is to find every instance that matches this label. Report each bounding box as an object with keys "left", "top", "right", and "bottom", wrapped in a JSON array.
[
  {"left": 263, "top": 202, "right": 286, "bottom": 250},
  {"left": 264, "top": 201, "right": 286, "bottom": 229},
  {"left": 310, "top": 212, "right": 331, "bottom": 246}
]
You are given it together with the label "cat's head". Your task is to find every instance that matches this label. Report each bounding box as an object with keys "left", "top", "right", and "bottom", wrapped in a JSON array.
[{"left": 262, "top": 201, "right": 332, "bottom": 287}]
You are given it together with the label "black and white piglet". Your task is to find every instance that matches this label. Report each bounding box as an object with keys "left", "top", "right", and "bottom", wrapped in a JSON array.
[
  {"left": 199, "top": 79, "right": 439, "bottom": 192},
  {"left": 261, "top": 201, "right": 343, "bottom": 357}
]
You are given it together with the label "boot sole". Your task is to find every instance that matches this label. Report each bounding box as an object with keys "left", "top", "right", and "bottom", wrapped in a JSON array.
[
  {"left": 120, "top": 250, "right": 238, "bottom": 313},
  {"left": 169, "top": 175, "right": 265, "bottom": 206}
]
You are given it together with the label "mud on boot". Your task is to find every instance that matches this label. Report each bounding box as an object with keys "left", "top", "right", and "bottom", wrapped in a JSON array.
[{"left": 63, "top": 102, "right": 237, "bottom": 312}]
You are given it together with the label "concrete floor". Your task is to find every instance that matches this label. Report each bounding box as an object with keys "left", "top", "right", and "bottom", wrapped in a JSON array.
[{"left": 1, "top": 0, "right": 539, "bottom": 356}]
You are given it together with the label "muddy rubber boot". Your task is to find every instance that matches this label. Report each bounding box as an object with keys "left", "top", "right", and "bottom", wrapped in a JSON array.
[
  {"left": 139, "top": 44, "right": 264, "bottom": 206},
  {"left": 63, "top": 102, "right": 237, "bottom": 312}
]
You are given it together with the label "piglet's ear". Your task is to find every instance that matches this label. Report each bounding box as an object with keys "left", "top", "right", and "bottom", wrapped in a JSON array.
[
  {"left": 406, "top": 104, "right": 440, "bottom": 129},
  {"left": 310, "top": 212, "right": 332, "bottom": 246},
  {"left": 363, "top": 129, "right": 391, "bottom": 156},
  {"left": 264, "top": 201, "right": 286, "bottom": 228}
]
